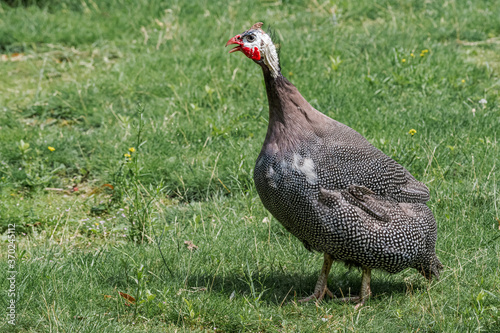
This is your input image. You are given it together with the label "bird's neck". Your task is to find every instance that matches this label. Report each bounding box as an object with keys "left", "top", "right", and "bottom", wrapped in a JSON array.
[
  {"left": 262, "top": 67, "right": 287, "bottom": 123},
  {"left": 261, "top": 66, "right": 320, "bottom": 153}
]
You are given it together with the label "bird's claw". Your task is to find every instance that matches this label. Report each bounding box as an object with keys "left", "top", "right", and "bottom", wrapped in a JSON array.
[
  {"left": 336, "top": 294, "right": 369, "bottom": 309},
  {"left": 354, "top": 300, "right": 365, "bottom": 310},
  {"left": 298, "top": 286, "right": 334, "bottom": 303}
]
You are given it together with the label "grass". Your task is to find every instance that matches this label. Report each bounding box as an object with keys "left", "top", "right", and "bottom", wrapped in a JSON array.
[{"left": 0, "top": 0, "right": 499, "bottom": 331}]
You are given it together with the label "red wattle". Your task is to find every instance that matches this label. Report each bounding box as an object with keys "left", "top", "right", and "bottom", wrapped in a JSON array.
[
  {"left": 242, "top": 46, "right": 261, "bottom": 61},
  {"left": 226, "top": 34, "right": 260, "bottom": 60}
]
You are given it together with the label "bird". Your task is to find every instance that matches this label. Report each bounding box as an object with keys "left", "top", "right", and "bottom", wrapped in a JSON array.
[{"left": 226, "top": 22, "right": 443, "bottom": 307}]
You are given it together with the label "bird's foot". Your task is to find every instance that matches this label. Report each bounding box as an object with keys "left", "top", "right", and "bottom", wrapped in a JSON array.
[
  {"left": 345, "top": 267, "right": 372, "bottom": 310},
  {"left": 354, "top": 300, "right": 366, "bottom": 310},
  {"left": 298, "top": 285, "right": 334, "bottom": 303},
  {"left": 336, "top": 295, "right": 359, "bottom": 303},
  {"left": 299, "top": 253, "right": 334, "bottom": 303},
  {"left": 335, "top": 295, "right": 366, "bottom": 309}
]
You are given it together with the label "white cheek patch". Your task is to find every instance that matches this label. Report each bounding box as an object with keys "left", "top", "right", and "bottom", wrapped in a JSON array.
[
  {"left": 243, "top": 31, "right": 280, "bottom": 78},
  {"left": 243, "top": 38, "right": 261, "bottom": 50}
]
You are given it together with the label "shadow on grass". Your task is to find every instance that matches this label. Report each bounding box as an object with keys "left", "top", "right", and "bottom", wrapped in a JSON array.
[{"left": 183, "top": 269, "right": 421, "bottom": 306}]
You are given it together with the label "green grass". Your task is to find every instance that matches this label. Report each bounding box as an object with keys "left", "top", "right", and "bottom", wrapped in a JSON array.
[{"left": 0, "top": 0, "right": 499, "bottom": 331}]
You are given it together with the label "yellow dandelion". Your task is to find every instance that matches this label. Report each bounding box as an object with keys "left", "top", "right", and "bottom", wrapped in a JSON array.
[
  {"left": 124, "top": 153, "right": 131, "bottom": 158},
  {"left": 422, "top": 49, "right": 429, "bottom": 53},
  {"left": 410, "top": 53, "right": 415, "bottom": 57},
  {"left": 128, "top": 147, "right": 136, "bottom": 153},
  {"left": 408, "top": 129, "right": 417, "bottom": 136},
  {"left": 402, "top": 58, "right": 406, "bottom": 63},
  {"left": 461, "top": 79, "right": 465, "bottom": 83},
  {"left": 48, "top": 146, "right": 55, "bottom": 152}
]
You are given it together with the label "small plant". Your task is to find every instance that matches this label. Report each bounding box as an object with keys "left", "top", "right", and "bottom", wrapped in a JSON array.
[
  {"left": 130, "top": 264, "right": 157, "bottom": 319},
  {"left": 82, "top": 212, "right": 129, "bottom": 239},
  {"left": 18, "top": 140, "right": 31, "bottom": 156},
  {"left": 329, "top": 55, "right": 342, "bottom": 71},
  {"left": 110, "top": 104, "right": 168, "bottom": 243},
  {"left": 15, "top": 139, "right": 63, "bottom": 189}
]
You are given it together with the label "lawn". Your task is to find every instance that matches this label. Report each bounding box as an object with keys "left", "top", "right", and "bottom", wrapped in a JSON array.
[{"left": 0, "top": 0, "right": 499, "bottom": 331}]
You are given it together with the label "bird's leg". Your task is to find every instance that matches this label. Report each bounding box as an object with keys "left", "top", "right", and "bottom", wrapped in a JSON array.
[
  {"left": 337, "top": 266, "right": 372, "bottom": 309},
  {"left": 354, "top": 267, "right": 371, "bottom": 309},
  {"left": 298, "top": 253, "right": 334, "bottom": 303}
]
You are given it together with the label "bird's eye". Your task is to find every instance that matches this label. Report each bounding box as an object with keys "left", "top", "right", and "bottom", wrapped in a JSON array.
[{"left": 246, "top": 35, "right": 255, "bottom": 42}]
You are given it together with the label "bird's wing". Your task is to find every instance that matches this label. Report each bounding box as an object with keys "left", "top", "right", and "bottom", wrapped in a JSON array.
[
  {"left": 319, "top": 186, "right": 392, "bottom": 223},
  {"left": 341, "top": 185, "right": 391, "bottom": 222},
  {"left": 315, "top": 122, "right": 430, "bottom": 203}
]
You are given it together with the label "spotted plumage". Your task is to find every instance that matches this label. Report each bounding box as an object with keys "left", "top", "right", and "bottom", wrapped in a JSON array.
[{"left": 227, "top": 23, "right": 442, "bottom": 305}]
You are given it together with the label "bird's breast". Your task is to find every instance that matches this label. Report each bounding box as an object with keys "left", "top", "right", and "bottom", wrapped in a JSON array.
[{"left": 254, "top": 150, "right": 322, "bottom": 222}]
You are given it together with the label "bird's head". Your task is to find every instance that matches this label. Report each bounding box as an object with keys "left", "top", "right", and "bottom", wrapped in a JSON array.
[{"left": 226, "top": 22, "right": 280, "bottom": 77}]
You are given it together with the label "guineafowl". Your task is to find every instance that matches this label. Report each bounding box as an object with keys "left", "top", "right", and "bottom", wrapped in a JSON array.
[{"left": 226, "top": 22, "right": 442, "bottom": 307}]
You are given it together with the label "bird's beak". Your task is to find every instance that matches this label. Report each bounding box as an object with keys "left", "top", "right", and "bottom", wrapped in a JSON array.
[{"left": 226, "top": 35, "right": 243, "bottom": 54}]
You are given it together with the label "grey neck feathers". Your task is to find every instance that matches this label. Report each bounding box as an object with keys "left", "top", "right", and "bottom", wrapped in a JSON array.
[{"left": 261, "top": 69, "right": 319, "bottom": 152}]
